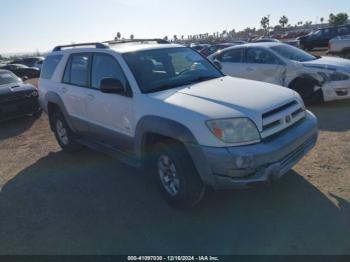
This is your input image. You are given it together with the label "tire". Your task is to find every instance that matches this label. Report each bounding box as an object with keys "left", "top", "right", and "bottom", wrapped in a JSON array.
[
  {"left": 151, "top": 142, "right": 206, "bottom": 207},
  {"left": 51, "top": 110, "right": 82, "bottom": 152}
]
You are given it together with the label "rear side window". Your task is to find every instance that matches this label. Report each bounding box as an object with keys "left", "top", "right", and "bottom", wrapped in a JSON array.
[
  {"left": 40, "top": 55, "right": 62, "bottom": 79},
  {"left": 63, "top": 54, "right": 90, "bottom": 87}
]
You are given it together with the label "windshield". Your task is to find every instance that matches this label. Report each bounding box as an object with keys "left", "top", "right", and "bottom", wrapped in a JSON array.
[
  {"left": 271, "top": 45, "right": 318, "bottom": 62},
  {"left": 123, "top": 47, "right": 223, "bottom": 93},
  {"left": 0, "top": 71, "right": 20, "bottom": 86}
]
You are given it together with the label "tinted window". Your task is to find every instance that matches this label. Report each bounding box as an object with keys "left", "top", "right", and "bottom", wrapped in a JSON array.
[
  {"left": 219, "top": 49, "right": 243, "bottom": 63},
  {"left": 91, "top": 54, "right": 128, "bottom": 90},
  {"left": 63, "top": 54, "right": 90, "bottom": 86},
  {"left": 41, "top": 55, "right": 62, "bottom": 79},
  {"left": 246, "top": 48, "right": 281, "bottom": 65}
]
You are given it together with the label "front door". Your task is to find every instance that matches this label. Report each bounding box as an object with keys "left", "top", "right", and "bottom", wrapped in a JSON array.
[
  {"left": 242, "top": 47, "right": 286, "bottom": 86},
  {"left": 85, "top": 53, "right": 134, "bottom": 153}
]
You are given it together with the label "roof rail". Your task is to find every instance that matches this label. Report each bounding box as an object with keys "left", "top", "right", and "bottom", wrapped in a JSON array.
[
  {"left": 103, "top": 38, "right": 170, "bottom": 45},
  {"left": 52, "top": 42, "right": 109, "bottom": 52}
]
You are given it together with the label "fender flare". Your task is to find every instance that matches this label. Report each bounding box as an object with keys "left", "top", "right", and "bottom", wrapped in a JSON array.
[
  {"left": 134, "top": 115, "right": 215, "bottom": 185},
  {"left": 45, "top": 91, "right": 76, "bottom": 132},
  {"left": 134, "top": 115, "right": 198, "bottom": 158}
]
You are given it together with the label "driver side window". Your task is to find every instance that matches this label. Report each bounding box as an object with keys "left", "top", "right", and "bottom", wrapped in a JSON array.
[
  {"left": 218, "top": 49, "right": 243, "bottom": 63},
  {"left": 245, "top": 48, "right": 282, "bottom": 65}
]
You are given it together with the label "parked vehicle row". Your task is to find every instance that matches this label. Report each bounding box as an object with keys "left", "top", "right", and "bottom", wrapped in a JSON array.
[
  {"left": 299, "top": 24, "right": 350, "bottom": 50},
  {"left": 209, "top": 42, "right": 350, "bottom": 103},
  {"left": 37, "top": 40, "right": 318, "bottom": 207},
  {"left": 0, "top": 64, "right": 40, "bottom": 80}
]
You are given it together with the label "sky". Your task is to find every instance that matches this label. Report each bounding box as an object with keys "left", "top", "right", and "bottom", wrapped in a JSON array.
[{"left": 1, "top": 0, "right": 349, "bottom": 54}]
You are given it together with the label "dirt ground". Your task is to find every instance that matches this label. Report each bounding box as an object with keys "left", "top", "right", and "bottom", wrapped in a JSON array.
[{"left": 0, "top": 77, "right": 349, "bottom": 255}]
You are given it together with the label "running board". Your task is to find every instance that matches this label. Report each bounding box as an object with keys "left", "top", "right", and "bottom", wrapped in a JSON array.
[{"left": 76, "top": 138, "right": 141, "bottom": 168}]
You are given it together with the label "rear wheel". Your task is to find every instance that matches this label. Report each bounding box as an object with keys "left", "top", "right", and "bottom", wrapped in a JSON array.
[
  {"left": 152, "top": 142, "right": 206, "bottom": 207},
  {"left": 52, "top": 110, "right": 82, "bottom": 152}
]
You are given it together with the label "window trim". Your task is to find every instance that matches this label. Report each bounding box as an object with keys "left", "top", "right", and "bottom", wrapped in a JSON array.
[
  {"left": 89, "top": 52, "right": 133, "bottom": 97},
  {"left": 61, "top": 52, "right": 92, "bottom": 88}
]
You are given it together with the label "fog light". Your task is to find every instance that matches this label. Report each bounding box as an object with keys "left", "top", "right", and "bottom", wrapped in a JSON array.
[{"left": 335, "top": 89, "right": 349, "bottom": 96}]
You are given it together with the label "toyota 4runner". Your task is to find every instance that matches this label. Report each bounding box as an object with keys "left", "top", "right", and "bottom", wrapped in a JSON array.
[{"left": 39, "top": 39, "right": 318, "bottom": 207}]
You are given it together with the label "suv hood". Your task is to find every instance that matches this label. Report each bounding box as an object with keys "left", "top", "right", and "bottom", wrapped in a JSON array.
[
  {"left": 149, "top": 76, "right": 298, "bottom": 128},
  {"left": 302, "top": 56, "right": 350, "bottom": 73}
]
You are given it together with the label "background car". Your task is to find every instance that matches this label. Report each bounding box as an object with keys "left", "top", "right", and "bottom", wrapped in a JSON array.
[
  {"left": 328, "top": 35, "right": 350, "bottom": 59},
  {"left": 11, "top": 57, "right": 45, "bottom": 70},
  {"left": 298, "top": 24, "right": 350, "bottom": 50},
  {"left": 209, "top": 42, "right": 350, "bottom": 103},
  {"left": 254, "top": 38, "right": 280, "bottom": 43},
  {"left": 0, "top": 69, "right": 41, "bottom": 121},
  {"left": 0, "top": 64, "right": 40, "bottom": 79}
]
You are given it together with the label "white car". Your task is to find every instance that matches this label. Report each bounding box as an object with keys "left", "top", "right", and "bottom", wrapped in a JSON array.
[
  {"left": 208, "top": 42, "right": 350, "bottom": 103},
  {"left": 39, "top": 40, "right": 318, "bottom": 207}
]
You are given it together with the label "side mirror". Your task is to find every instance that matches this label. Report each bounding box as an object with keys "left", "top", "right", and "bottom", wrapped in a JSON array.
[
  {"left": 213, "top": 60, "right": 222, "bottom": 70},
  {"left": 100, "top": 78, "right": 125, "bottom": 94}
]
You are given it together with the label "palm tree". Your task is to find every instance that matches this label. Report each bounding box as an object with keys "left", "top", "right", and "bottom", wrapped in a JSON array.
[
  {"left": 261, "top": 16, "right": 270, "bottom": 36},
  {"left": 115, "top": 32, "right": 121, "bottom": 40},
  {"left": 173, "top": 35, "right": 178, "bottom": 41},
  {"left": 320, "top": 17, "right": 324, "bottom": 24},
  {"left": 279, "top": 15, "right": 289, "bottom": 31}
]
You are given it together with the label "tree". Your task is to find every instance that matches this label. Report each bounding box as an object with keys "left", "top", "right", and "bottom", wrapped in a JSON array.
[
  {"left": 279, "top": 15, "right": 289, "bottom": 30},
  {"left": 130, "top": 34, "right": 134, "bottom": 40},
  {"left": 163, "top": 36, "right": 168, "bottom": 41},
  {"left": 115, "top": 32, "right": 121, "bottom": 40},
  {"left": 173, "top": 35, "right": 178, "bottom": 41},
  {"left": 320, "top": 17, "right": 324, "bottom": 24},
  {"left": 261, "top": 16, "right": 270, "bottom": 36},
  {"left": 329, "top": 13, "right": 348, "bottom": 26}
]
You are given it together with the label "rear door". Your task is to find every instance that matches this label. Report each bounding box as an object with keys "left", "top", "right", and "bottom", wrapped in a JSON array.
[
  {"left": 241, "top": 47, "right": 286, "bottom": 85},
  {"left": 215, "top": 48, "right": 246, "bottom": 78},
  {"left": 85, "top": 52, "right": 134, "bottom": 152},
  {"left": 60, "top": 53, "right": 90, "bottom": 133}
]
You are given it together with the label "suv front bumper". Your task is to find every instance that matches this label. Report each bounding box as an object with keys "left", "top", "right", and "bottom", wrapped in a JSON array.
[{"left": 187, "top": 111, "right": 318, "bottom": 189}]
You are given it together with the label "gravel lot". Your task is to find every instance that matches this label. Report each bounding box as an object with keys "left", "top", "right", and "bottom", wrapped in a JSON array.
[{"left": 0, "top": 78, "right": 349, "bottom": 255}]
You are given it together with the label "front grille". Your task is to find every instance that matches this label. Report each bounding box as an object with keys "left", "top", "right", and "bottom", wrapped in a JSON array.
[
  {"left": 261, "top": 100, "right": 306, "bottom": 139},
  {"left": 0, "top": 92, "right": 28, "bottom": 104}
]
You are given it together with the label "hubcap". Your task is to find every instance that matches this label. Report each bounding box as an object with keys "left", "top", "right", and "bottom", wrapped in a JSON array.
[
  {"left": 56, "top": 119, "right": 69, "bottom": 145},
  {"left": 158, "top": 155, "right": 180, "bottom": 196}
]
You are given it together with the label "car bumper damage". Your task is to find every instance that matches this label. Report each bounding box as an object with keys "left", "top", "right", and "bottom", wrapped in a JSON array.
[
  {"left": 187, "top": 111, "right": 318, "bottom": 189},
  {"left": 322, "top": 80, "right": 350, "bottom": 102}
]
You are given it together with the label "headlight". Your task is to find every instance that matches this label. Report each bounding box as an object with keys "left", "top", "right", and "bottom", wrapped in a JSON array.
[
  {"left": 293, "top": 92, "right": 306, "bottom": 109},
  {"left": 318, "top": 72, "right": 349, "bottom": 82},
  {"left": 206, "top": 118, "right": 260, "bottom": 145}
]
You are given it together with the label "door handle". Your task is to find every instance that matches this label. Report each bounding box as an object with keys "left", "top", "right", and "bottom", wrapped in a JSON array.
[
  {"left": 87, "top": 94, "right": 95, "bottom": 101},
  {"left": 61, "top": 87, "right": 67, "bottom": 93}
]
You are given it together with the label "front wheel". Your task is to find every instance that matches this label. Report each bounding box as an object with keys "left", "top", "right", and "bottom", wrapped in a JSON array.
[
  {"left": 152, "top": 142, "right": 206, "bottom": 207},
  {"left": 52, "top": 110, "right": 82, "bottom": 152}
]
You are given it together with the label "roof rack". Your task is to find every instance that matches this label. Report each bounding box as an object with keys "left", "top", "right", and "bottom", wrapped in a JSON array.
[
  {"left": 52, "top": 42, "right": 109, "bottom": 52},
  {"left": 103, "top": 38, "right": 170, "bottom": 45}
]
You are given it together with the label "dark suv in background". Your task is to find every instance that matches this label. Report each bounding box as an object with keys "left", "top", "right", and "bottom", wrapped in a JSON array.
[{"left": 299, "top": 24, "right": 350, "bottom": 50}]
